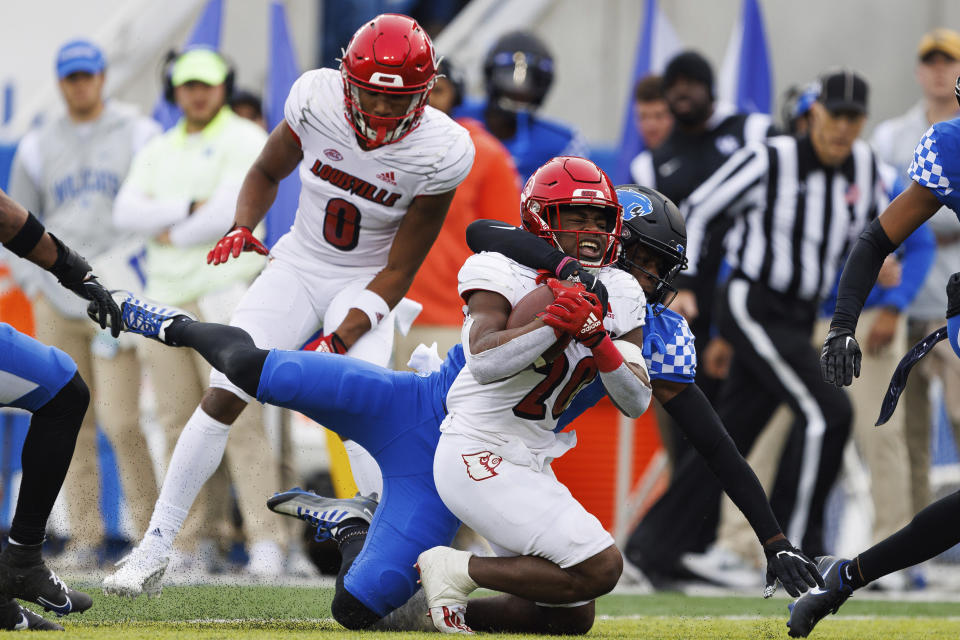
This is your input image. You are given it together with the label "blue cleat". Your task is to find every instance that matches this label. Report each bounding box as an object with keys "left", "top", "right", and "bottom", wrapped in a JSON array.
[
  {"left": 787, "top": 556, "right": 854, "bottom": 637},
  {"left": 267, "top": 488, "right": 378, "bottom": 542},
  {"left": 91, "top": 291, "right": 195, "bottom": 345}
]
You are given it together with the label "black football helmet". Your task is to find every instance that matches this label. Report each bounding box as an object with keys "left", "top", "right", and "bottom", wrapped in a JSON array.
[
  {"left": 616, "top": 184, "right": 688, "bottom": 315},
  {"left": 483, "top": 31, "right": 555, "bottom": 111}
]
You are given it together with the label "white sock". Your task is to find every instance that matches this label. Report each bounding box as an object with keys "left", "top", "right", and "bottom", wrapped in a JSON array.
[
  {"left": 342, "top": 439, "right": 383, "bottom": 497},
  {"left": 141, "top": 406, "right": 233, "bottom": 556}
]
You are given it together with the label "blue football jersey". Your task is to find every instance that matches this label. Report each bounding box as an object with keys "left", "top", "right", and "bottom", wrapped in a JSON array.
[
  {"left": 555, "top": 305, "right": 696, "bottom": 431},
  {"left": 909, "top": 118, "right": 960, "bottom": 217}
]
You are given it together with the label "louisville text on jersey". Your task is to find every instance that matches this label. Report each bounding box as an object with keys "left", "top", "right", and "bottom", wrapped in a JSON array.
[{"left": 309, "top": 159, "right": 402, "bottom": 207}]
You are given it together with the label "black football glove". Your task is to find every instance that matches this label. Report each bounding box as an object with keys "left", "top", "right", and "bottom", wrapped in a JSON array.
[
  {"left": 820, "top": 328, "right": 861, "bottom": 387},
  {"left": 75, "top": 276, "right": 122, "bottom": 338},
  {"left": 763, "top": 537, "right": 824, "bottom": 598},
  {"left": 47, "top": 234, "right": 122, "bottom": 338},
  {"left": 556, "top": 257, "right": 610, "bottom": 313}
]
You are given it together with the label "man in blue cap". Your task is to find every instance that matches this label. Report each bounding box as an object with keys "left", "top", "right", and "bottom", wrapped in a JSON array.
[{"left": 8, "top": 39, "right": 160, "bottom": 568}]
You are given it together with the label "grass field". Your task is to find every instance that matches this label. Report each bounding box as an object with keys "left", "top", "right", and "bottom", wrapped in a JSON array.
[{"left": 35, "top": 585, "right": 960, "bottom": 639}]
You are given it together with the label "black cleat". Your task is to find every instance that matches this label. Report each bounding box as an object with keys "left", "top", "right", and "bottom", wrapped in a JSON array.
[
  {"left": 0, "top": 598, "right": 64, "bottom": 631},
  {"left": 0, "top": 544, "right": 93, "bottom": 617},
  {"left": 786, "top": 556, "right": 854, "bottom": 637}
]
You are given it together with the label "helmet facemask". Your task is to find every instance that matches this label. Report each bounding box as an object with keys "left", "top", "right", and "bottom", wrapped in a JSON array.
[
  {"left": 342, "top": 69, "right": 435, "bottom": 147},
  {"left": 619, "top": 237, "right": 686, "bottom": 316},
  {"left": 526, "top": 200, "right": 622, "bottom": 269}
]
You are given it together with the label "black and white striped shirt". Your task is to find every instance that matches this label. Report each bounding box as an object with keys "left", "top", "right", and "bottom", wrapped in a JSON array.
[{"left": 678, "top": 135, "right": 888, "bottom": 303}]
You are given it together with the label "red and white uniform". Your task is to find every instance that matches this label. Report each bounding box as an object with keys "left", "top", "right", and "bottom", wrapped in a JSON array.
[
  {"left": 210, "top": 68, "right": 474, "bottom": 398},
  {"left": 435, "top": 251, "right": 645, "bottom": 576}
]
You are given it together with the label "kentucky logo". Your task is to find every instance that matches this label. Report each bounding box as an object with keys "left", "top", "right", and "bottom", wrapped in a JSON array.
[
  {"left": 461, "top": 451, "right": 503, "bottom": 481},
  {"left": 623, "top": 193, "right": 654, "bottom": 220}
]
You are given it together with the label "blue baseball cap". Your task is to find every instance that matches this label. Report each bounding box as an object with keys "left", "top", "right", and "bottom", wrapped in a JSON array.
[{"left": 56, "top": 39, "right": 106, "bottom": 79}]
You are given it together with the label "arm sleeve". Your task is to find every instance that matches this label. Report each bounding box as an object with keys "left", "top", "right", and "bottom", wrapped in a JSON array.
[
  {"left": 167, "top": 179, "right": 242, "bottom": 246},
  {"left": 7, "top": 135, "right": 43, "bottom": 216},
  {"left": 830, "top": 217, "right": 899, "bottom": 333},
  {"left": 113, "top": 182, "right": 190, "bottom": 234},
  {"left": 677, "top": 144, "right": 768, "bottom": 280},
  {"left": 876, "top": 222, "right": 935, "bottom": 311},
  {"left": 662, "top": 384, "right": 782, "bottom": 543},
  {"left": 465, "top": 220, "right": 567, "bottom": 274}
]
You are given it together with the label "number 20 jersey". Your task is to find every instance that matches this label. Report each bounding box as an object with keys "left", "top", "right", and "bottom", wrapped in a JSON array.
[
  {"left": 282, "top": 68, "right": 475, "bottom": 267},
  {"left": 441, "top": 252, "right": 647, "bottom": 459}
]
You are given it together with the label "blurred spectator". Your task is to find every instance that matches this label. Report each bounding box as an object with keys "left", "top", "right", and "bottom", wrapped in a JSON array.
[
  {"left": 871, "top": 28, "right": 960, "bottom": 517},
  {"left": 455, "top": 30, "right": 588, "bottom": 182},
  {"left": 317, "top": 1, "right": 467, "bottom": 68},
  {"left": 7, "top": 38, "right": 160, "bottom": 568},
  {"left": 112, "top": 48, "right": 287, "bottom": 576},
  {"left": 394, "top": 58, "right": 521, "bottom": 367},
  {"left": 634, "top": 74, "right": 673, "bottom": 151},
  {"left": 780, "top": 82, "right": 818, "bottom": 136},
  {"left": 630, "top": 70, "right": 885, "bottom": 582},
  {"left": 632, "top": 50, "right": 775, "bottom": 406},
  {"left": 229, "top": 89, "right": 266, "bottom": 129}
]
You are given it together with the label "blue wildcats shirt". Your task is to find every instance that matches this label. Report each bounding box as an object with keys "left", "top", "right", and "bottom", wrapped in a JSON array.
[
  {"left": 554, "top": 305, "right": 696, "bottom": 431},
  {"left": 910, "top": 117, "right": 960, "bottom": 217}
]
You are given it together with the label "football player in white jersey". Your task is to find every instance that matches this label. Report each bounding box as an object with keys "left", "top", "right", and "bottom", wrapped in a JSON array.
[
  {"left": 417, "top": 157, "right": 652, "bottom": 633},
  {"left": 104, "top": 13, "right": 474, "bottom": 597}
]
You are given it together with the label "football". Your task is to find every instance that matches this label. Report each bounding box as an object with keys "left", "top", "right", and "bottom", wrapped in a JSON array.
[{"left": 506, "top": 282, "right": 578, "bottom": 363}]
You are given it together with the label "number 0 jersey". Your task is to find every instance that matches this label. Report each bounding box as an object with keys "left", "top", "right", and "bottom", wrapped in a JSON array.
[
  {"left": 441, "top": 252, "right": 646, "bottom": 465},
  {"left": 282, "top": 68, "right": 475, "bottom": 267}
]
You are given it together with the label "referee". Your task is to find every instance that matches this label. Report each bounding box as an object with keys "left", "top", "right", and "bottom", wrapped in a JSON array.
[
  {"left": 631, "top": 51, "right": 775, "bottom": 404},
  {"left": 627, "top": 70, "right": 885, "bottom": 575}
]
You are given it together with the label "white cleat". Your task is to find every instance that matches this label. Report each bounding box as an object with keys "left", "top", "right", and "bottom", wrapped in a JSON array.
[
  {"left": 416, "top": 546, "right": 477, "bottom": 634},
  {"left": 102, "top": 547, "right": 169, "bottom": 599}
]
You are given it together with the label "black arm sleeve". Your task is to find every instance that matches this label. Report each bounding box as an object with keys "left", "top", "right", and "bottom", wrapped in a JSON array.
[
  {"left": 662, "top": 384, "right": 781, "bottom": 543},
  {"left": 466, "top": 219, "right": 568, "bottom": 272},
  {"left": 830, "top": 218, "right": 899, "bottom": 333},
  {"left": 465, "top": 219, "right": 609, "bottom": 310}
]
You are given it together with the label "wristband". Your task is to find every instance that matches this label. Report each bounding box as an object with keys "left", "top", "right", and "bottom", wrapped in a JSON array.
[
  {"left": 351, "top": 289, "right": 391, "bottom": 329},
  {"left": 555, "top": 256, "right": 580, "bottom": 281},
  {"left": 4, "top": 211, "right": 45, "bottom": 258},
  {"left": 591, "top": 334, "right": 624, "bottom": 372}
]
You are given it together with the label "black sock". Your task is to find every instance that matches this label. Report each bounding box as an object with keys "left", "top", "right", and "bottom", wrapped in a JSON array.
[
  {"left": 8, "top": 374, "right": 88, "bottom": 547},
  {"left": 169, "top": 320, "right": 268, "bottom": 397},
  {"left": 855, "top": 489, "right": 960, "bottom": 585},
  {"left": 839, "top": 559, "right": 866, "bottom": 590}
]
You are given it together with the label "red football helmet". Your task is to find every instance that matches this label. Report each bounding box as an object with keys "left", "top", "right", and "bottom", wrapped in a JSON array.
[
  {"left": 520, "top": 157, "right": 623, "bottom": 268},
  {"left": 340, "top": 14, "right": 438, "bottom": 147}
]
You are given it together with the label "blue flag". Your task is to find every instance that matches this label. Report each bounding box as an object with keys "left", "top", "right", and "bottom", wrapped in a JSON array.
[
  {"left": 151, "top": 0, "right": 223, "bottom": 130},
  {"left": 264, "top": 1, "right": 302, "bottom": 248},
  {"left": 718, "top": 0, "right": 772, "bottom": 115},
  {"left": 613, "top": 0, "right": 682, "bottom": 184}
]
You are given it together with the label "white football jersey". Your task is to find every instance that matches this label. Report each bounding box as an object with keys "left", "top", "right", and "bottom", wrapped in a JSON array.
[
  {"left": 282, "top": 68, "right": 475, "bottom": 267},
  {"left": 442, "top": 252, "right": 646, "bottom": 459}
]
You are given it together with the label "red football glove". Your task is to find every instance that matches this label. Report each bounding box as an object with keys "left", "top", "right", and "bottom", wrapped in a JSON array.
[
  {"left": 303, "top": 332, "right": 348, "bottom": 355},
  {"left": 538, "top": 289, "right": 606, "bottom": 347},
  {"left": 207, "top": 225, "right": 269, "bottom": 265}
]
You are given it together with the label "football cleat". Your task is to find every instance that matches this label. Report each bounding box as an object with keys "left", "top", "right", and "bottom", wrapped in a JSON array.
[
  {"left": 102, "top": 546, "right": 170, "bottom": 599},
  {"left": 267, "top": 488, "right": 378, "bottom": 542},
  {"left": 416, "top": 547, "right": 477, "bottom": 634},
  {"left": 0, "top": 544, "right": 92, "bottom": 617},
  {"left": 89, "top": 290, "right": 194, "bottom": 345},
  {"left": 0, "top": 599, "right": 63, "bottom": 631},
  {"left": 787, "top": 556, "right": 854, "bottom": 637}
]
